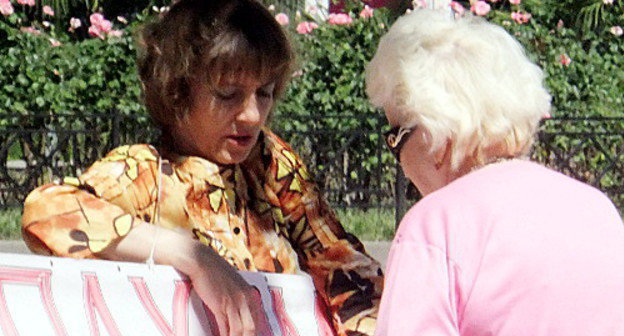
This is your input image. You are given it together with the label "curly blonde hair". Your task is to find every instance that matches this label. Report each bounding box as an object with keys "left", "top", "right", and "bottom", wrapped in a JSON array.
[
  {"left": 367, "top": 10, "right": 551, "bottom": 170},
  {"left": 137, "top": 0, "right": 292, "bottom": 134}
]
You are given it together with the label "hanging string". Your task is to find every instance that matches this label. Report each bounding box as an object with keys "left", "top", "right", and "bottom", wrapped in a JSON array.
[{"left": 146, "top": 156, "right": 164, "bottom": 269}]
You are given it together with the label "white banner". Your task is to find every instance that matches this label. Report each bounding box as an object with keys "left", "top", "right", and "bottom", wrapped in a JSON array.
[{"left": 0, "top": 253, "right": 335, "bottom": 336}]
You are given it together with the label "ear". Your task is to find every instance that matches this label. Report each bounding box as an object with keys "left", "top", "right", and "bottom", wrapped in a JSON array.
[{"left": 434, "top": 139, "right": 452, "bottom": 170}]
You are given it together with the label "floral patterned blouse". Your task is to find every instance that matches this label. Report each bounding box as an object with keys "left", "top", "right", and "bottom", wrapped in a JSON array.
[{"left": 21, "top": 128, "right": 383, "bottom": 336}]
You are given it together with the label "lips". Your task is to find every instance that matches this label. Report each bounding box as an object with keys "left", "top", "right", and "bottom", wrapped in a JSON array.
[{"left": 226, "top": 134, "right": 255, "bottom": 147}]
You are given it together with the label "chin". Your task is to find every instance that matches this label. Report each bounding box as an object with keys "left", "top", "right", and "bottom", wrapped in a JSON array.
[{"left": 216, "top": 150, "right": 252, "bottom": 165}]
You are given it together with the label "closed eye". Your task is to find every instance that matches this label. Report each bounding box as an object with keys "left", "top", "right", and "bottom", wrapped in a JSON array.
[
  {"left": 214, "top": 88, "right": 241, "bottom": 102},
  {"left": 257, "top": 89, "right": 273, "bottom": 99}
]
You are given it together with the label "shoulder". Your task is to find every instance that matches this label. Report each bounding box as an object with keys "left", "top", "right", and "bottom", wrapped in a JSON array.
[
  {"left": 261, "top": 128, "right": 296, "bottom": 156},
  {"left": 75, "top": 144, "right": 161, "bottom": 199},
  {"left": 394, "top": 166, "right": 506, "bottom": 246},
  {"left": 89, "top": 144, "right": 159, "bottom": 176},
  {"left": 396, "top": 192, "right": 456, "bottom": 243},
  {"left": 100, "top": 144, "right": 160, "bottom": 164}
]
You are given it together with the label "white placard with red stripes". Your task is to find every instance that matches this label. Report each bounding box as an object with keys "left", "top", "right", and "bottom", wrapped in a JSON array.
[{"left": 0, "top": 253, "right": 335, "bottom": 336}]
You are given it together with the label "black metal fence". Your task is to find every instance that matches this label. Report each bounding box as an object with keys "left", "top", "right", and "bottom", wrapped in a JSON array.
[{"left": 2, "top": 113, "right": 624, "bottom": 224}]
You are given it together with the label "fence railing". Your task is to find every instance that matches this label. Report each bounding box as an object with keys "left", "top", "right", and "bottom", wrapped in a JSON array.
[
  {"left": 2, "top": 113, "right": 624, "bottom": 225},
  {"left": 531, "top": 117, "right": 624, "bottom": 214}
]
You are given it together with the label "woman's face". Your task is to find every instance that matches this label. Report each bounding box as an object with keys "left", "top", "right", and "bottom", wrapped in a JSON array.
[
  {"left": 172, "top": 74, "right": 275, "bottom": 164},
  {"left": 399, "top": 128, "right": 442, "bottom": 196},
  {"left": 385, "top": 108, "right": 447, "bottom": 196}
]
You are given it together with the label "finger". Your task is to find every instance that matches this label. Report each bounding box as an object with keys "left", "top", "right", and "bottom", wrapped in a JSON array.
[
  {"left": 237, "top": 293, "right": 256, "bottom": 336},
  {"left": 207, "top": 305, "right": 228, "bottom": 336},
  {"left": 227, "top": 298, "right": 244, "bottom": 336}
]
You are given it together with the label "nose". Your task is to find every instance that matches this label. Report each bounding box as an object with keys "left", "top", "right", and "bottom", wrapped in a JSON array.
[{"left": 236, "top": 95, "right": 262, "bottom": 126}]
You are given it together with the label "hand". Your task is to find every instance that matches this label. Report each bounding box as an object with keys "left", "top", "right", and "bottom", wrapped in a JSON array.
[
  {"left": 94, "top": 223, "right": 270, "bottom": 336},
  {"left": 186, "top": 246, "right": 271, "bottom": 336}
]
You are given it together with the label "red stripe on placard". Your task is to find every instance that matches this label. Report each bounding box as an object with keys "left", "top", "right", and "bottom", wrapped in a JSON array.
[
  {"left": 83, "top": 273, "right": 122, "bottom": 336},
  {"left": 0, "top": 267, "right": 67, "bottom": 336},
  {"left": 130, "top": 277, "right": 191, "bottom": 336}
]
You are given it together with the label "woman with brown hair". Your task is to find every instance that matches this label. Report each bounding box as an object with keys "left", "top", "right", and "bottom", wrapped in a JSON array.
[{"left": 21, "top": 0, "right": 383, "bottom": 335}]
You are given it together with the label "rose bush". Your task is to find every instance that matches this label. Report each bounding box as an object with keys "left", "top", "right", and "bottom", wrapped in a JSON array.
[
  {"left": 271, "top": 7, "right": 396, "bottom": 207},
  {"left": 0, "top": 5, "right": 143, "bottom": 127}
]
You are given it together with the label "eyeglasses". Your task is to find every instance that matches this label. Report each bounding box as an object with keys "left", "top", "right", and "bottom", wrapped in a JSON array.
[{"left": 384, "top": 126, "right": 415, "bottom": 161}]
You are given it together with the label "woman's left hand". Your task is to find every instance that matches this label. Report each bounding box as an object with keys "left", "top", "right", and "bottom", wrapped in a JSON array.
[{"left": 182, "top": 243, "right": 271, "bottom": 336}]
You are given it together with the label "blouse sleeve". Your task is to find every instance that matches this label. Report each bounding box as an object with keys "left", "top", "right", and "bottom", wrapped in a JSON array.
[
  {"left": 375, "top": 241, "right": 462, "bottom": 336},
  {"left": 21, "top": 144, "right": 162, "bottom": 258},
  {"left": 260, "top": 130, "right": 384, "bottom": 336}
]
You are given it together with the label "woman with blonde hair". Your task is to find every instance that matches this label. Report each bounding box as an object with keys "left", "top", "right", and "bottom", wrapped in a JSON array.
[
  {"left": 21, "top": 0, "right": 383, "bottom": 335},
  {"left": 367, "top": 9, "right": 624, "bottom": 335}
]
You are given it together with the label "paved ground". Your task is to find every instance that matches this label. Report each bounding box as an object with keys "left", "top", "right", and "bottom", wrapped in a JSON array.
[
  {"left": 0, "top": 240, "right": 30, "bottom": 254},
  {"left": 0, "top": 240, "right": 392, "bottom": 268},
  {"left": 361, "top": 241, "right": 391, "bottom": 268}
]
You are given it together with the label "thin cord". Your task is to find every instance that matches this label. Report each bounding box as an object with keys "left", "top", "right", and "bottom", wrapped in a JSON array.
[{"left": 146, "top": 156, "right": 163, "bottom": 269}]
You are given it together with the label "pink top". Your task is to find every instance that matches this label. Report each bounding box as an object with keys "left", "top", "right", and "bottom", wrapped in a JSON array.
[{"left": 376, "top": 160, "right": 624, "bottom": 336}]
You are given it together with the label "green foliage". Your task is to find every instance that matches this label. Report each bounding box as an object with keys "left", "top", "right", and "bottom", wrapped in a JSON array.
[
  {"left": 538, "top": 0, "right": 624, "bottom": 37},
  {"left": 0, "top": 208, "right": 22, "bottom": 240},
  {"left": 0, "top": 19, "right": 145, "bottom": 121},
  {"left": 336, "top": 208, "right": 395, "bottom": 241},
  {"left": 272, "top": 9, "right": 397, "bottom": 207},
  {"left": 278, "top": 11, "right": 388, "bottom": 120},
  {"left": 1, "top": 0, "right": 623, "bottom": 214},
  {"left": 480, "top": 1, "right": 624, "bottom": 118}
]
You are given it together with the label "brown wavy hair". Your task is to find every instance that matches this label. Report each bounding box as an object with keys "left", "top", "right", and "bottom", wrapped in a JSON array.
[{"left": 137, "top": 0, "right": 293, "bottom": 134}]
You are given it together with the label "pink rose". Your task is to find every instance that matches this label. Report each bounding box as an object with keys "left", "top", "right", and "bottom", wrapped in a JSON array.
[
  {"left": 88, "top": 25, "right": 105, "bottom": 39},
  {"left": 68, "top": 17, "right": 81, "bottom": 32},
  {"left": 359, "top": 5, "right": 374, "bottom": 18},
  {"left": 20, "top": 26, "right": 41, "bottom": 35},
  {"left": 328, "top": 13, "right": 353, "bottom": 25},
  {"left": 0, "top": 0, "right": 14, "bottom": 16},
  {"left": 471, "top": 1, "right": 491, "bottom": 16},
  {"left": 510, "top": 0, "right": 521, "bottom": 4},
  {"left": 610, "top": 26, "right": 623, "bottom": 36},
  {"left": 88, "top": 12, "right": 113, "bottom": 39},
  {"left": 90, "top": 13, "right": 105, "bottom": 25},
  {"left": 450, "top": 1, "right": 466, "bottom": 16},
  {"left": 296, "top": 21, "right": 319, "bottom": 34},
  {"left": 100, "top": 19, "right": 112, "bottom": 32},
  {"left": 17, "top": 0, "right": 35, "bottom": 6},
  {"left": 43, "top": 5, "right": 54, "bottom": 16},
  {"left": 88, "top": 13, "right": 118, "bottom": 39},
  {"left": 511, "top": 11, "right": 531, "bottom": 24},
  {"left": 90, "top": 13, "right": 112, "bottom": 33},
  {"left": 274, "top": 13, "right": 289, "bottom": 26},
  {"left": 109, "top": 29, "right": 123, "bottom": 37},
  {"left": 559, "top": 54, "right": 571, "bottom": 66},
  {"left": 49, "top": 38, "right": 61, "bottom": 47},
  {"left": 557, "top": 19, "right": 564, "bottom": 29}
]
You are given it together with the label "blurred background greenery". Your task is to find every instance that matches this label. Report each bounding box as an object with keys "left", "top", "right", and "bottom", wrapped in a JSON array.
[{"left": 1, "top": 0, "right": 622, "bottom": 240}]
